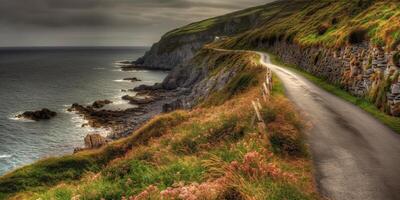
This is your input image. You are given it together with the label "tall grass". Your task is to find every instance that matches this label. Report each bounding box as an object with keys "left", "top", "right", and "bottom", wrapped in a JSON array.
[{"left": 3, "top": 50, "right": 319, "bottom": 200}]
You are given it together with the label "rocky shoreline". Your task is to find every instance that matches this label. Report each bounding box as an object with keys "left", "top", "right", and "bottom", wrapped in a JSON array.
[{"left": 67, "top": 65, "right": 188, "bottom": 151}]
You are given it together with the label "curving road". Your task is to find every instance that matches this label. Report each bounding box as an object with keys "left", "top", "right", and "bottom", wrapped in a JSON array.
[{"left": 258, "top": 53, "right": 400, "bottom": 200}]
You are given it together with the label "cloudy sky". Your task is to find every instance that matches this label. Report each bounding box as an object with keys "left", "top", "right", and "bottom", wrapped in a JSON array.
[{"left": 0, "top": 0, "right": 274, "bottom": 47}]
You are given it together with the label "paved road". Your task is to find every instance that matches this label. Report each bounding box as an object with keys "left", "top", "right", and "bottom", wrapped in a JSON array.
[{"left": 258, "top": 53, "right": 400, "bottom": 200}]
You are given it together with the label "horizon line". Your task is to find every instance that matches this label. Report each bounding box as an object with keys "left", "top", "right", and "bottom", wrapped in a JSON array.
[{"left": 0, "top": 45, "right": 150, "bottom": 48}]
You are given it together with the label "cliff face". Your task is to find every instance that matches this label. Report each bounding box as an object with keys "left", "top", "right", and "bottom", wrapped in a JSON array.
[
  {"left": 134, "top": 3, "right": 273, "bottom": 70},
  {"left": 135, "top": 34, "right": 213, "bottom": 70},
  {"left": 158, "top": 48, "right": 262, "bottom": 111}
]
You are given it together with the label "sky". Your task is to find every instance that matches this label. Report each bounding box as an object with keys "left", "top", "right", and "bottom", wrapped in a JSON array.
[{"left": 0, "top": 0, "right": 275, "bottom": 47}]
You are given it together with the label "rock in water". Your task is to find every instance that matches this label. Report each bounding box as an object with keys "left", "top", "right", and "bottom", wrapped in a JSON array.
[
  {"left": 84, "top": 134, "right": 107, "bottom": 149},
  {"left": 17, "top": 108, "right": 57, "bottom": 121},
  {"left": 92, "top": 100, "right": 113, "bottom": 109},
  {"left": 123, "top": 77, "right": 141, "bottom": 82},
  {"left": 122, "top": 95, "right": 154, "bottom": 105}
]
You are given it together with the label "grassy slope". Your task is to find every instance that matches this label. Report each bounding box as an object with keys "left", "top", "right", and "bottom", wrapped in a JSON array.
[
  {"left": 3, "top": 0, "right": 400, "bottom": 198},
  {"left": 219, "top": 0, "right": 400, "bottom": 49},
  {"left": 1, "top": 50, "right": 319, "bottom": 200},
  {"left": 208, "top": 0, "right": 400, "bottom": 133}
]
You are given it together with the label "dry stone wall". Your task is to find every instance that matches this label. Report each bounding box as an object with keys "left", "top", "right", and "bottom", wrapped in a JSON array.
[{"left": 266, "top": 41, "right": 400, "bottom": 116}]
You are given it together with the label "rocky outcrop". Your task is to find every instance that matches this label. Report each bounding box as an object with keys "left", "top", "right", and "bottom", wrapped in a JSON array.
[
  {"left": 137, "top": 49, "right": 257, "bottom": 113},
  {"left": 263, "top": 40, "right": 400, "bottom": 116},
  {"left": 122, "top": 95, "right": 156, "bottom": 105},
  {"left": 134, "top": 34, "right": 212, "bottom": 70},
  {"left": 68, "top": 102, "right": 147, "bottom": 130},
  {"left": 17, "top": 109, "right": 57, "bottom": 121},
  {"left": 84, "top": 134, "right": 107, "bottom": 149}
]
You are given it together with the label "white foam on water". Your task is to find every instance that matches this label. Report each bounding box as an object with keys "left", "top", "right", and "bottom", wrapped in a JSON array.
[
  {"left": 8, "top": 112, "right": 35, "bottom": 122},
  {"left": 115, "top": 63, "right": 133, "bottom": 67},
  {"left": 113, "top": 79, "right": 130, "bottom": 83},
  {"left": 0, "top": 154, "right": 12, "bottom": 159},
  {"left": 69, "top": 112, "right": 111, "bottom": 134}
]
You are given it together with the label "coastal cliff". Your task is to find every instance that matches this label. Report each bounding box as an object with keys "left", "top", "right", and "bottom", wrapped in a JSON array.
[
  {"left": 133, "top": 3, "right": 275, "bottom": 69},
  {"left": 137, "top": 0, "right": 400, "bottom": 117},
  {"left": 2, "top": 0, "right": 400, "bottom": 199}
]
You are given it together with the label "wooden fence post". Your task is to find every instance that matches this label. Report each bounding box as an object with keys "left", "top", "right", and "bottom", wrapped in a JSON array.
[
  {"left": 256, "top": 98, "right": 262, "bottom": 110},
  {"left": 262, "top": 88, "right": 268, "bottom": 103},
  {"left": 252, "top": 101, "right": 262, "bottom": 122},
  {"left": 263, "top": 83, "right": 270, "bottom": 97}
]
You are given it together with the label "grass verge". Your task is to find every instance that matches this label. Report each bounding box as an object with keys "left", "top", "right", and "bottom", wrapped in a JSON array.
[{"left": 268, "top": 52, "right": 400, "bottom": 134}]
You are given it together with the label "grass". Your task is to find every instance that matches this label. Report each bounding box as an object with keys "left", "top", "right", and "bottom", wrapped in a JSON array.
[
  {"left": 4, "top": 0, "right": 400, "bottom": 198},
  {"left": 0, "top": 111, "right": 189, "bottom": 199},
  {"left": 268, "top": 52, "right": 400, "bottom": 134},
  {"left": 211, "top": 0, "right": 400, "bottom": 50},
  {"left": 2, "top": 50, "right": 319, "bottom": 200}
]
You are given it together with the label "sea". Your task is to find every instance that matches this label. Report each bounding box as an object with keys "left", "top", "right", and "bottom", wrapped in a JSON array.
[{"left": 0, "top": 47, "right": 168, "bottom": 175}]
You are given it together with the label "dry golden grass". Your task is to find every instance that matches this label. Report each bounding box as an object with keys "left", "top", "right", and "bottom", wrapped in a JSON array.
[{"left": 4, "top": 50, "right": 319, "bottom": 200}]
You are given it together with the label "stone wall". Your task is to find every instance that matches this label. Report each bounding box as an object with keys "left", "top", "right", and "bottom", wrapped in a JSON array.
[{"left": 266, "top": 41, "right": 400, "bottom": 116}]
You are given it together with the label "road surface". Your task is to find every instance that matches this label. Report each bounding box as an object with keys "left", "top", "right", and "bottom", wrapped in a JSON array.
[{"left": 258, "top": 52, "right": 400, "bottom": 200}]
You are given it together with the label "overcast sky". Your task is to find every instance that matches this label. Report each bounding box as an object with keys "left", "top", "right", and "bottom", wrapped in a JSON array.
[{"left": 0, "top": 0, "right": 274, "bottom": 47}]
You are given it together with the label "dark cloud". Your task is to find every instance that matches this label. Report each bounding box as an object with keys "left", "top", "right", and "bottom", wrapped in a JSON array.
[{"left": 0, "top": 0, "right": 274, "bottom": 46}]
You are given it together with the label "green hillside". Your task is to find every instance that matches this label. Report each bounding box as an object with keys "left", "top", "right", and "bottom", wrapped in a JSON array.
[
  {"left": 2, "top": 0, "right": 400, "bottom": 199},
  {"left": 217, "top": 0, "right": 400, "bottom": 49},
  {"left": 0, "top": 49, "right": 318, "bottom": 200}
]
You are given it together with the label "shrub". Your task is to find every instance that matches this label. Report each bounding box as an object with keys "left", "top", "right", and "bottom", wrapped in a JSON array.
[
  {"left": 206, "top": 116, "right": 245, "bottom": 142},
  {"left": 317, "top": 23, "right": 330, "bottom": 35},
  {"left": 227, "top": 72, "right": 258, "bottom": 97},
  {"left": 261, "top": 107, "right": 277, "bottom": 123},
  {"left": 269, "top": 131, "right": 307, "bottom": 157},
  {"left": 331, "top": 17, "right": 339, "bottom": 25},
  {"left": 348, "top": 29, "right": 368, "bottom": 44},
  {"left": 218, "top": 187, "right": 244, "bottom": 200},
  {"left": 172, "top": 137, "right": 199, "bottom": 154},
  {"left": 392, "top": 52, "right": 400, "bottom": 67},
  {"left": 135, "top": 150, "right": 154, "bottom": 162}
]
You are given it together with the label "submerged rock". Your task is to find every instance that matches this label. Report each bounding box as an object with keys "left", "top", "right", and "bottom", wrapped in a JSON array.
[
  {"left": 17, "top": 108, "right": 57, "bottom": 121},
  {"left": 92, "top": 100, "right": 113, "bottom": 109},
  {"left": 123, "top": 77, "right": 141, "bottom": 82}
]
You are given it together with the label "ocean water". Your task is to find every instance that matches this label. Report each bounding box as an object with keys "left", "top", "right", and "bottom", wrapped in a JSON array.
[{"left": 0, "top": 47, "right": 168, "bottom": 175}]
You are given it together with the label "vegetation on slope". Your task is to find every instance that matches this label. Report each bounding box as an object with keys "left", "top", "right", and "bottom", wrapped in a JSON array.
[
  {"left": 204, "top": 0, "right": 400, "bottom": 132},
  {"left": 210, "top": 0, "right": 400, "bottom": 50},
  {"left": 6, "top": 0, "right": 398, "bottom": 198},
  {"left": 1, "top": 49, "right": 318, "bottom": 200}
]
